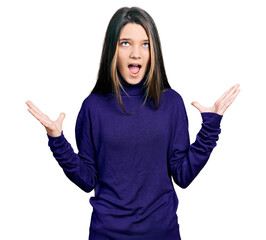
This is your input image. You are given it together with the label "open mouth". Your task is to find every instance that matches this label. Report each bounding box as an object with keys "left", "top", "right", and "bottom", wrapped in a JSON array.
[{"left": 128, "top": 64, "right": 141, "bottom": 75}]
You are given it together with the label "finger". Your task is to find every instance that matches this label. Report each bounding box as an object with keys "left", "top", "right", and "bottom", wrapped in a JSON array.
[
  {"left": 218, "top": 86, "right": 235, "bottom": 102},
  {"left": 39, "top": 117, "right": 53, "bottom": 128},
  {"left": 220, "top": 84, "right": 240, "bottom": 105},
  {"left": 223, "top": 84, "right": 240, "bottom": 99},
  {"left": 224, "top": 88, "right": 240, "bottom": 108},
  {"left": 25, "top": 100, "right": 49, "bottom": 120},
  {"left": 39, "top": 117, "right": 55, "bottom": 129},
  {"left": 27, "top": 107, "right": 43, "bottom": 122},
  {"left": 220, "top": 88, "right": 241, "bottom": 114},
  {"left": 218, "top": 85, "right": 236, "bottom": 103},
  {"left": 27, "top": 107, "right": 53, "bottom": 128},
  {"left": 218, "top": 84, "right": 240, "bottom": 103},
  {"left": 191, "top": 101, "right": 204, "bottom": 113},
  {"left": 56, "top": 112, "right": 66, "bottom": 124}
]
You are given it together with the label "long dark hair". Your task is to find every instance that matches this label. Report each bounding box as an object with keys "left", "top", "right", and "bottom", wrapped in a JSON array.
[{"left": 91, "top": 7, "right": 171, "bottom": 114}]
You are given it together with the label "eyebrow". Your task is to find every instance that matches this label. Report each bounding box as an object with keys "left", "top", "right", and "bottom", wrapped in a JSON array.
[{"left": 119, "top": 38, "right": 149, "bottom": 42}]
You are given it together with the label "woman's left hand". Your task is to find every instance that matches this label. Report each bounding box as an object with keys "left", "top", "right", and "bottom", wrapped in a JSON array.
[{"left": 191, "top": 84, "right": 240, "bottom": 115}]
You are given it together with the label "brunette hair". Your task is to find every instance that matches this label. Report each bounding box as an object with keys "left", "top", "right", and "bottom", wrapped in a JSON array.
[{"left": 91, "top": 7, "right": 171, "bottom": 114}]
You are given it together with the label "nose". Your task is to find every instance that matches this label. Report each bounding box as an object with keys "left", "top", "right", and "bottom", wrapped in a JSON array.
[{"left": 130, "top": 45, "right": 141, "bottom": 59}]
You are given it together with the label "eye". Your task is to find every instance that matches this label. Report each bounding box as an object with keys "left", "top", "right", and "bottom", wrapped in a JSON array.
[
  {"left": 121, "top": 42, "right": 130, "bottom": 46},
  {"left": 142, "top": 42, "right": 150, "bottom": 48}
]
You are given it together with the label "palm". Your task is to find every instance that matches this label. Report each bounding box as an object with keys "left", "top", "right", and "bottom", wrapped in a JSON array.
[
  {"left": 25, "top": 100, "right": 65, "bottom": 137},
  {"left": 192, "top": 84, "right": 240, "bottom": 115}
]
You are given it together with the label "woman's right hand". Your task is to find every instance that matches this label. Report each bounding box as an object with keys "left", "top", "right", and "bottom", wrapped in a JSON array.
[{"left": 25, "top": 100, "right": 65, "bottom": 137}]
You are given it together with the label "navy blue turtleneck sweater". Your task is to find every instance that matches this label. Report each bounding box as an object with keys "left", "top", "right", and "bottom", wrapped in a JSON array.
[{"left": 47, "top": 76, "right": 222, "bottom": 240}]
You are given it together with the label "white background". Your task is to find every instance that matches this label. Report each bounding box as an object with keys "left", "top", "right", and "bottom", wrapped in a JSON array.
[{"left": 1, "top": 0, "right": 265, "bottom": 239}]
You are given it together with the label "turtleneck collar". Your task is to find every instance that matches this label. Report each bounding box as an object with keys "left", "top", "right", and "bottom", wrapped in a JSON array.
[{"left": 118, "top": 72, "right": 146, "bottom": 96}]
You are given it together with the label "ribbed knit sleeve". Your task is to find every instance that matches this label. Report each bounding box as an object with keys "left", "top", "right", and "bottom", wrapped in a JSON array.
[
  {"left": 47, "top": 98, "right": 98, "bottom": 193},
  {"left": 169, "top": 93, "right": 222, "bottom": 189}
]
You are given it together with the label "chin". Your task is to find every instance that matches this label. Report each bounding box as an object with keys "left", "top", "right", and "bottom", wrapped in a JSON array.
[{"left": 127, "top": 76, "right": 143, "bottom": 84}]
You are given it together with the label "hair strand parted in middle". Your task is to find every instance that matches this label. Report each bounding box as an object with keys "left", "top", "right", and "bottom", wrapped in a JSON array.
[{"left": 91, "top": 7, "right": 171, "bottom": 114}]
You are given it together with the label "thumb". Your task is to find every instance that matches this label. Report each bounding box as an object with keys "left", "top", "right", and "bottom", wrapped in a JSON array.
[
  {"left": 57, "top": 112, "right": 66, "bottom": 124},
  {"left": 191, "top": 101, "right": 203, "bottom": 113}
]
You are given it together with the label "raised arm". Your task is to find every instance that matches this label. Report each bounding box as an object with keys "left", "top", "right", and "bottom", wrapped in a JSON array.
[
  {"left": 169, "top": 84, "right": 240, "bottom": 189},
  {"left": 191, "top": 84, "right": 240, "bottom": 115},
  {"left": 25, "top": 100, "right": 65, "bottom": 137},
  {"left": 25, "top": 99, "right": 98, "bottom": 193}
]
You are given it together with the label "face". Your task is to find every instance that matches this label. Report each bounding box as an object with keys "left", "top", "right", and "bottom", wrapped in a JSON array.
[{"left": 117, "top": 23, "right": 150, "bottom": 85}]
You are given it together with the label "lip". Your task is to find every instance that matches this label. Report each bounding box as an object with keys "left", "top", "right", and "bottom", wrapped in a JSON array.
[{"left": 128, "top": 64, "right": 142, "bottom": 78}]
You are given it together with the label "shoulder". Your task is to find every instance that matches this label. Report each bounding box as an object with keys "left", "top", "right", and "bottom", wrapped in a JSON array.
[
  {"left": 81, "top": 93, "right": 98, "bottom": 106},
  {"left": 80, "top": 93, "right": 108, "bottom": 110},
  {"left": 163, "top": 88, "right": 187, "bottom": 120},
  {"left": 163, "top": 88, "right": 185, "bottom": 106}
]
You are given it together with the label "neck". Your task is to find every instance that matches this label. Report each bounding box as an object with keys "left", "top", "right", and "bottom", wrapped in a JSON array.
[{"left": 118, "top": 72, "right": 146, "bottom": 96}]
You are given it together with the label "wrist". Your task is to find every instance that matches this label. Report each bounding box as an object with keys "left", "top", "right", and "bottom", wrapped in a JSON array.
[
  {"left": 47, "top": 130, "right": 65, "bottom": 148},
  {"left": 47, "top": 130, "right": 63, "bottom": 138},
  {"left": 201, "top": 112, "right": 223, "bottom": 129}
]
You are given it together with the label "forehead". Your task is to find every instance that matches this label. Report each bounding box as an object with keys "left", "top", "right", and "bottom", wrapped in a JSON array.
[{"left": 119, "top": 23, "right": 148, "bottom": 40}]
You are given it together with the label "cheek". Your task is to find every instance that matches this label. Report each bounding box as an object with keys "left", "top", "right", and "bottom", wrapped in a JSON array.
[
  {"left": 117, "top": 52, "right": 127, "bottom": 67},
  {"left": 143, "top": 51, "right": 150, "bottom": 66},
  {"left": 117, "top": 55, "right": 124, "bottom": 70}
]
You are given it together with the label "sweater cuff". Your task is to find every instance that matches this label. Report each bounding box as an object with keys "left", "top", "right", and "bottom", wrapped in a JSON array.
[
  {"left": 47, "top": 131, "right": 65, "bottom": 148},
  {"left": 201, "top": 112, "right": 223, "bottom": 129}
]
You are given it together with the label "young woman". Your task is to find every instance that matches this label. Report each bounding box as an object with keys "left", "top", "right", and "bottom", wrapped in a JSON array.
[{"left": 25, "top": 6, "right": 240, "bottom": 240}]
